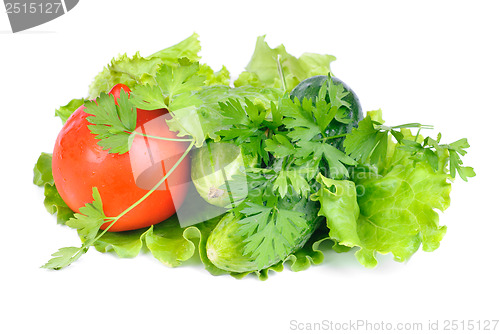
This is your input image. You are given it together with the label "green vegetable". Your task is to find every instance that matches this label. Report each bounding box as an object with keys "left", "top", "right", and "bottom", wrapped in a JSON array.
[
  {"left": 55, "top": 34, "right": 228, "bottom": 124},
  {"left": 35, "top": 34, "right": 474, "bottom": 278},
  {"left": 264, "top": 89, "right": 357, "bottom": 179},
  {"left": 191, "top": 142, "right": 257, "bottom": 207},
  {"left": 344, "top": 110, "right": 475, "bottom": 181},
  {"left": 131, "top": 61, "right": 282, "bottom": 149},
  {"left": 290, "top": 75, "right": 363, "bottom": 150},
  {"left": 55, "top": 98, "right": 84, "bottom": 123},
  {"left": 85, "top": 91, "right": 138, "bottom": 154},
  {"left": 206, "top": 195, "right": 322, "bottom": 272},
  {"left": 235, "top": 35, "right": 336, "bottom": 91},
  {"left": 33, "top": 153, "right": 73, "bottom": 224},
  {"left": 88, "top": 33, "right": 202, "bottom": 99},
  {"left": 312, "top": 163, "right": 451, "bottom": 267}
]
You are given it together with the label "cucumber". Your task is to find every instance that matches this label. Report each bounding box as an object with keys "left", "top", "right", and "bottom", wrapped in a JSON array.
[
  {"left": 206, "top": 196, "right": 322, "bottom": 273},
  {"left": 290, "top": 75, "right": 363, "bottom": 149},
  {"left": 191, "top": 142, "right": 256, "bottom": 208}
]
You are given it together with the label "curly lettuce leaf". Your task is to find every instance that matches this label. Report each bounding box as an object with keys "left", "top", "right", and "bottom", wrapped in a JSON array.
[
  {"left": 199, "top": 63, "right": 230, "bottom": 86},
  {"left": 346, "top": 110, "right": 475, "bottom": 182},
  {"left": 88, "top": 52, "right": 163, "bottom": 100},
  {"left": 229, "top": 225, "right": 333, "bottom": 280},
  {"left": 33, "top": 153, "right": 221, "bottom": 269},
  {"left": 93, "top": 228, "right": 146, "bottom": 258},
  {"left": 235, "top": 35, "right": 335, "bottom": 91},
  {"left": 165, "top": 85, "right": 282, "bottom": 147},
  {"left": 55, "top": 98, "right": 85, "bottom": 123},
  {"left": 33, "top": 153, "right": 74, "bottom": 224},
  {"left": 33, "top": 152, "right": 53, "bottom": 187},
  {"left": 88, "top": 34, "right": 203, "bottom": 100},
  {"left": 144, "top": 219, "right": 200, "bottom": 267},
  {"left": 312, "top": 159, "right": 451, "bottom": 268},
  {"left": 150, "top": 32, "right": 201, "bottom": 63},
  {"left": 88, "top": 215, "right": 225, "bottom": 274}
]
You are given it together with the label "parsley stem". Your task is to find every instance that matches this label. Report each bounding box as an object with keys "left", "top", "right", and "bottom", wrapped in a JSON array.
[
  {"left": 415, "top": 127, "right": 422, "bottom": 142},
  {"left": 132, "top": 131, "right": 193, "bottom": 142},
  {"left": 92, "top": 140, "right": 195, "bottom": 243},
  {"left": 322, "top": 133, "right": 348, "bottom": 141},
  {"left": 276, "top": 54, "right": 287, "bottom": 91},
  {"left": 382, "top": 123, "right": 433, "bottom": 130}
]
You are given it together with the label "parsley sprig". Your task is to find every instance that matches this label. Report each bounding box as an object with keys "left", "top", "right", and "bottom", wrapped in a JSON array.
[
  {"left": 264, "top": 91, "right": 357, "bottom": 179},
  {"left": 215, "top": 79, "right": 358, "bottom": 267},
  {"left": 217, "top": 98, "right": 274, "bottom": 164},
  {"left": 222, "top": 165, "right": 317, "bottom": 269},
  {"left": 399, "top": 134, "right": 475, "bottom": 181},
  {"left": 85, "top": 90, "right": 138, "bottom": 154},
  {"left": 236, "top": 201, "right": 311, "bottom": 268},
  {"left": 344, "top": 112, "right": 475, "bottom": 181},
  {"left": 42, "top": 140, "right": 195, "bottom": 269},
  {"left": 130, "top": 59, "right": 205, "bottom": 111},
  {"left": 86, "top": 87, "right": 192, "bottom": 155}
]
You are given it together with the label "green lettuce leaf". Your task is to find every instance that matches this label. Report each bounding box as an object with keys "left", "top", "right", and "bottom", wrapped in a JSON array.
[
  {"left": 88, "top": 52, "right": 163, "bottom": 100},
  {"left": 199, "top": 63, "right": 230, "bottom": 86},
  {"left": 88, "top": 215, "right": 226, "bottom": 275},
  {"left": 55, "top": 33, "right": 227, "bottom": 126},
  {"left": 88, "top": 34, "right": 203, "bottom": 100},
  {"left": 235, "top": 35, "right": 335, "bottom": 91},
  {"left": 55, "top": 98, "right": 85, "bottom": 123},
  {"left": 312, "top": 159, "right": 451, "bottom": 268},
  {"left": 165, "top": 85, "right": 282, "bottom": 147},
  {"left": 33, "top": 153, "right": 74, "bottom": 224},
  {"left": 144, "top": 219, "right": 201, "bottom": 267},
  {"left": 93, "top": 228, "right": 146, "bottom": 258},
  {"left": 150, "top": 32, "right": 201, "bottom": 63},
  {"left": 33, "top": 152, "right": 53, "bottom": 187},
  {"left": 229, "top": 224, "right": 333, "bottom": 280},
  {"left": 43, "top": 184, "right": 75, "bottom": 225}
]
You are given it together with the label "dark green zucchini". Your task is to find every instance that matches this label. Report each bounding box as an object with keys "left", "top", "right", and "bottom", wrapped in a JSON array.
[{"left": 290, "top": 75, "right": 363, "bottom": 150}]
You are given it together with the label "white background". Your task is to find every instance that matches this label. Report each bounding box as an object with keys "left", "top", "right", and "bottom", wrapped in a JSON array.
[{"left": 1, "top": 1, "right": 499, "bottom": 333}]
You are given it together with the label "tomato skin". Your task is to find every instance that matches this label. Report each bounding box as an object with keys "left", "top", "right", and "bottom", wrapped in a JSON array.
[
  {"left": 52, "top": 85, "right": 190, "bottom": 232},
  {"left": 108, "top": 84, "right": 131, "bottom": 103}
]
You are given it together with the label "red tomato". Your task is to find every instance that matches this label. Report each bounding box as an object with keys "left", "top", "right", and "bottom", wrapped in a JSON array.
[
  {"left": 108, "top": 83, "right": 131, "bottom": 102},
  {"left": 52, "top": 84, "right": 190, "bottom": 232}
]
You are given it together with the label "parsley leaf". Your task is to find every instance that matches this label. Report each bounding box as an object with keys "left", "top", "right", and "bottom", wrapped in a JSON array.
[
  {"left": 236, "top": 201, "right": 310, "bottom": 269},
  {"left": 345, "top": 110, "right": 475, "bottom": 181},
  {"left": 130, "top": 60, "right": 205, "bottom": 110},
  {"left": 344, "top": 112, "right": 433, "bottom": 165},
  {"left": 66, "top": 187, "right": 107, "bottom": 240},
  {"left": 130, "top": 84, "right": 167, "bottom": 110},
  {"left": 219, "top": 158, "right": 321, "bottom": 270},
  {"left": 295, "top": 141, "right": 356, "bottom": 179},
  {"left": 42, "top": 187, "right": 111, "bottom": 270},
  {"left": 88, "top": 34, "right": 202, "bottom": 99},
  {"left": 264, "top": 93, "right": 357, "bottom": 179},
  {"left": 343, "top": 115, "right": 390, "bottom": 164},
  {"left": 41, "top": 247, "right": 87, "bottom": 270},
  {"left": 403, "top": 135, "right": 475, "bottom": 181},
  {"left": 273, "top": 169, "right": 311, "bottom": 198},
  {"left": 129, "top": 60, "right": 209, "bottom": 147},
  {"left": 217, "top": 98, "right": 272, "bottom": 163},
  {"left": 264, "top": 133, "right": 295, "bottom": 158},
  {"left": 281, "top": 98, "right": 322, "bottom": 142},
  {"left": 86, "top": 90, "right": 137, "bottom": 154},
  {"left": 156, "top": 60, "right": 206, "bottom": 109},
  {"left": 439, "top": 138, "right": 475, "bottom": 181}
]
